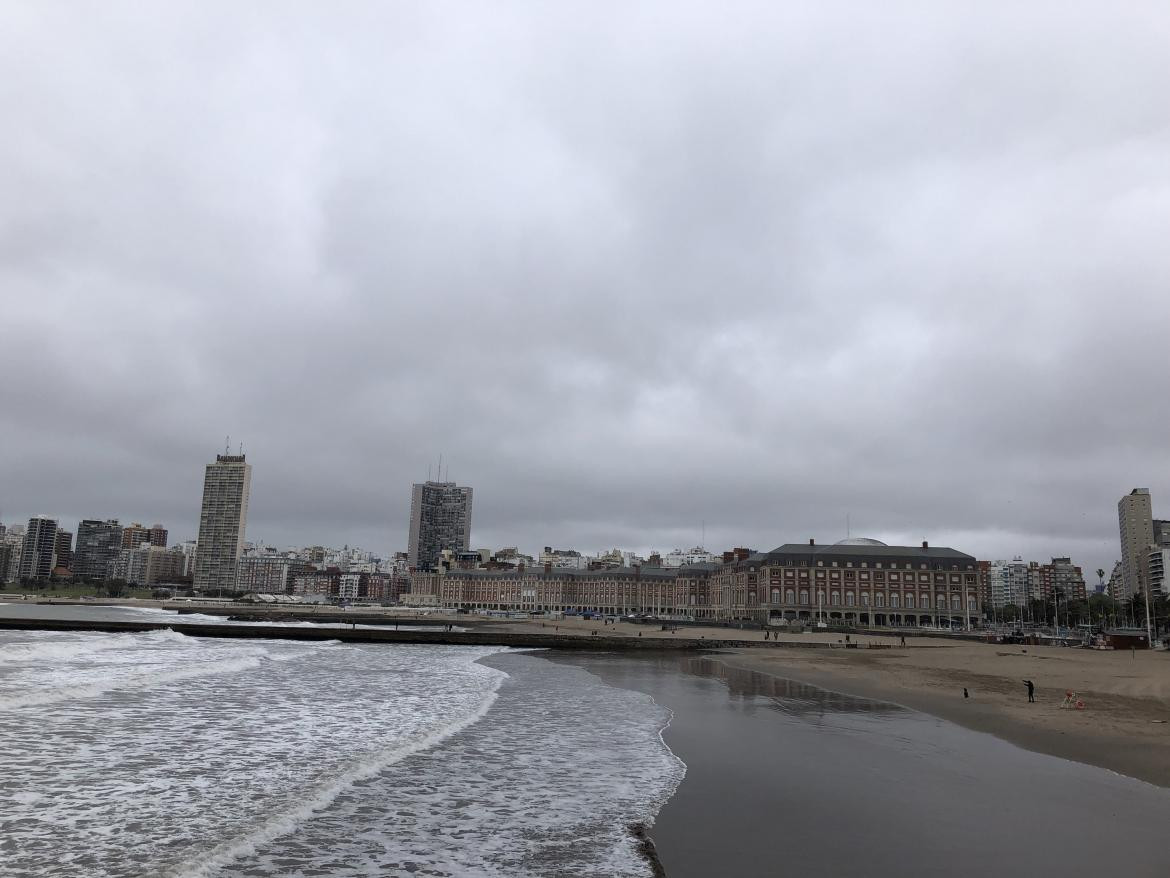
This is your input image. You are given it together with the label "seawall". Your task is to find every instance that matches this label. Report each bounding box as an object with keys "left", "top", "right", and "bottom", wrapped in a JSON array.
[{"left": 0, "top": 617, "right": 864, "bottom": 651}]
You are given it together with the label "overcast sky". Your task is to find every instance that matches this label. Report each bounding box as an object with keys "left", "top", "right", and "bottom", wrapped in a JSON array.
[{"left": 2, "top": 2, "right": 1167, "bottom": 578}]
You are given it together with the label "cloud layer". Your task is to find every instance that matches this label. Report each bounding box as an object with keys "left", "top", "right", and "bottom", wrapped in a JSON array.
[{"left": 2, "top": 2, "right": 1168, "bottom": 577}]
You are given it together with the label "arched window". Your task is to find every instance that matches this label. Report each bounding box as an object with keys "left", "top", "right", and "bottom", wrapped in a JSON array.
[
  {"left": 785, "top": 588, "right": 795, "bottom": 604},
  {"left": 830, "top": 592, "right": 841, "bottom": 606},
  {"left": 845, "top": 591, "right": 855, "bottom": 606},
  {"left": 875, "top": 593, "right": 885, "bottom": 607},
  {"left": 890, "top": 594, "right": 900, "bottom": 608},
  {"left": 861, "top": 592, "right": 870, "bottom": 606},
  {"left": 770, "top": 587, "right": 781, "bottom": 603},
  {"left": 799, "top": 589, "right": 810, "bottom": 605},
  {"left": 905, "top": 594, "right": 915, "bottom": 609}
]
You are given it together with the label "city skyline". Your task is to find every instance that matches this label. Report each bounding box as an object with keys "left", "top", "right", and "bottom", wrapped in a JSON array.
[
  {"left": 2, "top": 5, "right": 1168, "bottom": 594},
  {"left": 0, "top": 463, "right": 1153, "bottom": 580}
]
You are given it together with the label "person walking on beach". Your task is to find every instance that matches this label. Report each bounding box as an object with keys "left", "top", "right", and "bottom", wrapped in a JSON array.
[{"left": 1023, "top": 679, "right": 1035, "bottom": 703}]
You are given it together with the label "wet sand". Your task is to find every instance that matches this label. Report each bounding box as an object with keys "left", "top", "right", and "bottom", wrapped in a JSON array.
[
  {"left": 718, "top": 644, "right": 1170, "bottom": 788},
  {"left": 555, "top": 652, "right": 1170, "bottom": 878}
]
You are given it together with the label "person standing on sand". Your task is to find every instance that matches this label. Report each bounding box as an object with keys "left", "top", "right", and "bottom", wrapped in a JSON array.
[{"left": 1023, "top": 680, "right": 1035, "bottom": 703}]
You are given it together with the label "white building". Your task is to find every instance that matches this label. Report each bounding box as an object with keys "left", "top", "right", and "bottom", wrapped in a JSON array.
[
  {"left": 1149, "top": 547, "right": 1170, "bottom": 598},
  {"left": 988, "top": 558, "right": 1032, "bottom": 609},
  {"left": 660, "top": 546, "right": 719, "bottom": 568},
  {"left": 539, "top": 547, "right": 589, "bottom": 570}
]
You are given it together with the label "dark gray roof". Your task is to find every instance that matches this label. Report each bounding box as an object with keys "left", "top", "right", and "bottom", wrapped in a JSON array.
[
  {"left": 763, "top": 543, "right": 976, "bottom": 565},
  {"left": 446, "top": 565, "right": 685, "bottom": 582}
]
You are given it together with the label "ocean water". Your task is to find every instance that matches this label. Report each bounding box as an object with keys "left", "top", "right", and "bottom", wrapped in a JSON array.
[{"left": 0, "top": 628, "right": 683, "bottom": 877}]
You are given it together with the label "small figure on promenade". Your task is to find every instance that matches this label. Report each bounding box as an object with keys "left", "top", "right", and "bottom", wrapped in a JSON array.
[
  {"left": 900, "top": 635, "right": 907, "bottom": 647},
  {"left": 963, "top": 688, "right": 969, "bottom": 699},
  {"left": 1023, "top": 679, "right": 1035, "bottom": 703}
]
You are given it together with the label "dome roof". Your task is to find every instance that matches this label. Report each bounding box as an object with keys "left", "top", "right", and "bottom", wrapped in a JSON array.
[{"left": 833, "top": 537, "right": 888, "bottom": 547}]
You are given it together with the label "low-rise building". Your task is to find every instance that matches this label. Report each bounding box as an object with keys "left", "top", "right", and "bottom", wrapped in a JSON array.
[
  {"left": 722, "top": 538, "right": 980, "bottom": 626},
  {"left": 235, "top": 556, "right": 313, "bottom": 594},
  {"left": 109, "top": 545, "right": 186, "bottom": 586}
]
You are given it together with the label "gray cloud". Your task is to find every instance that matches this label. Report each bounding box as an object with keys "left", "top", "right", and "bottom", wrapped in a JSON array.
[{"left": 2, "top": 2, "right": 1168, "bottom": 578}]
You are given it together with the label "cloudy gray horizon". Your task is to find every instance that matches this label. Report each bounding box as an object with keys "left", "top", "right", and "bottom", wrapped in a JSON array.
[{"left": 2, "top": 2, "right": 1168, "bottom": 579}]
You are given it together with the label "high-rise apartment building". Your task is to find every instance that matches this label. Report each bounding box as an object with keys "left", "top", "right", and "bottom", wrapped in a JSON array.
[
  {"left": 1118, "top": 489, "right": 1154, "bottom": 600},
  {"left": 407, "top": 480, "right": 473, "bottom": 571},
  {"left": 0, "top": 542, "right": 14, "bottom": 584},
  {"left": 121, "top": 523, "right": 167, "bottom": 549},
  {"left": 54, "top": 529, "right": 73, "bottom": 572},
  {"left": 149, "top": 524, "right": 168, "bottom": 548},
  {"left": 193, "top": 453, "right": 252, "bottom": 592},
  {"left": 18, "top": 516, "right": 58, "bottom": 581},
  {"left": 75, "top": 519, "right": 124, "bottom": 580},
  {"left": 122, "top": 523, "right": 151, "bottom": 549}
]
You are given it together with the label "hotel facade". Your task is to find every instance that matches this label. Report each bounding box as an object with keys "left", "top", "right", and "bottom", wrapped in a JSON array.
[{"left": 416, "top": 537, "right": 981, "bottom": 627}]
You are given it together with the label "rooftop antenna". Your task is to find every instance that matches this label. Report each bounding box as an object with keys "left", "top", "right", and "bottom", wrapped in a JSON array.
[
  {"left": 438, "top": 453, "right": 444, "bottom": 482},
  {"left": 427, "top": 462, "right": 432, "bottom": 481},
  {"left": 225, "top": 435, "right": 230, "bottom": 455}
]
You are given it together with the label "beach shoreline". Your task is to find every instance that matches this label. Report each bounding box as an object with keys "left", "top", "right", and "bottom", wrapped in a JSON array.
[
  {"left": 710, "top": 644, "right": 1170, "bottom": 789},
  {"left": 550, "top": 650, "right": 1170, "bottom": 878}
]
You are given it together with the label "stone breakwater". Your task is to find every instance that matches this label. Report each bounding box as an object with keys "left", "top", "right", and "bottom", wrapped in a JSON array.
[{"left": 0, "top": 617, "right": 867, "bottom": 651}]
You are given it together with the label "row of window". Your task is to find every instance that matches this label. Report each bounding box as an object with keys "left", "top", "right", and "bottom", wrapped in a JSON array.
[
  {"left": 760, "top": 560, "right": 974, "bottom": 571},
  {"left": 766, "top": 588, "right": 975, "bottom": 609},
  {"left": 770, "top": 570, "right": 974, "bottom": 584}
]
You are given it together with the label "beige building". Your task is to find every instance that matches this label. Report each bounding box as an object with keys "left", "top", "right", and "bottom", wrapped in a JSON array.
[
  {"left": 1117, "top": 489, "right": 1154, "bottom": 601},
  {"left": 193, "top": 453, "right": 252, "bottom": 592}
]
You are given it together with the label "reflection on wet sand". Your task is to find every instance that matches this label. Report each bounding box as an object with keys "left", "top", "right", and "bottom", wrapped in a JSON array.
[
  {"left": 682, "top": 655, "right": 904, "bottom": 718},
  {"left": 552, "top": 649, "right": 1170, "bottom": 878}
]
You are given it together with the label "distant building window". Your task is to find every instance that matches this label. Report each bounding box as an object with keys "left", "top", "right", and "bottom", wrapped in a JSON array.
[{"left": 799, "top": 589, "right": 810, "bottom": 605}]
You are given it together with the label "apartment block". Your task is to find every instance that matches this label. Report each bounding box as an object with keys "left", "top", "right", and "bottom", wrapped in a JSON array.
[
  {"left": 407, "top": 480, "right": 473, "bottom": 571},
  {"left": 75, "top": 519, "right": 124, "bottom": 580},
  {"left": 1118, "top": 489, "right": 1154, "bottom": 600},
  {"left": 18, "top": 516, "right": 58, "bottom": 581},
  {"left": 193, "top": 453, "right": 252, "bottom": 592}
]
